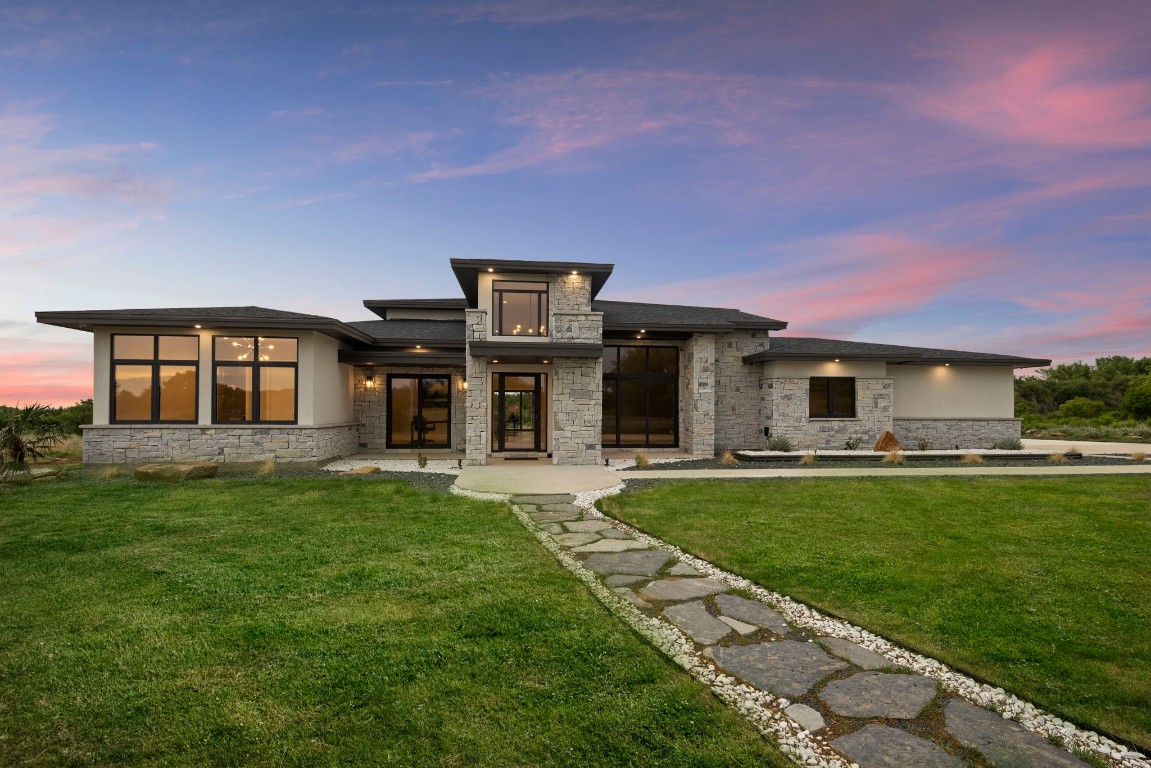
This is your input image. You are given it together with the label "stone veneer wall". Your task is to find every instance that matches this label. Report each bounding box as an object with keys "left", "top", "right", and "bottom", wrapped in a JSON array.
[
  {"left": 550, "top": 272, "right": 592, "bottom": 312},
  {"left": 82, "top": 424, "right": 358, "bottom": 464},
  {"left": 551, "top": 357, "right": 602, "bottom": 465},
  {"left": 680, "top": 334, "right": 716, "bottom": 455},
  {"left": 768, "top": 377, "right": 894, "bottom": 450},
  {"left": 552, "top": 311, "right": 603, "bottom": 343},
  {"left": 353, "top": 366, "right": 465, "bottom": 452},
  {"left": 464, "top": 355, "right": 489, "bottom": 465},
  {"left": 713, "top": 330, "right": 773, "bottom": 451},
  {"left": 466, "top": 309, "right": 487, "bottom": 342},
  {"left": 893, "top": 418, "right": 1022, "bottom": 449}
]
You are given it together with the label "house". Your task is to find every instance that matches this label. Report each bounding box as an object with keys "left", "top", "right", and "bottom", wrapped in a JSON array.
[{"left": 36, "top": 259, "right": 1049, "bottom": 465}]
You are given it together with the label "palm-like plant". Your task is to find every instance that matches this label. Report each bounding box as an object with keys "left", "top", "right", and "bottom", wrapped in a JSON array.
[{"left": 0, "top": 403, "right": 68, "bottom": 480}]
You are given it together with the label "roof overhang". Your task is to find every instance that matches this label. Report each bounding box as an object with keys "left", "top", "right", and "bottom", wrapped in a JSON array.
[
  {"left": 36, "top": 310, "right": 373, "bottom": 345},
  {"left": 450, "top": 259, "right": 614, "bottom": 307},
  {"left": 467, "top": 341, "right": 603, "bottom": 358},
  {"left": 743, "top": 350, "right": 1051, "bottom": 368},
  {"left": 362, "top": 298, "right": 467, "bottom": 320},
  {"left": 339, "top": 349, "right": 465, "bottom": 366}
]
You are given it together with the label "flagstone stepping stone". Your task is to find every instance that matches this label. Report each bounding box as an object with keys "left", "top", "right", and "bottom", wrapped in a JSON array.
[
  {"left": 554, "top": 532, "right": 602, "bottom": 547},
  {"left": 832, "top": 724, "right": 964, "bottom": 768},
  {"left": 640, "top": 578, "right": 728, "bottom": 602},
  {"left": 612, "top": 587, "right": 652, "bottom": 609},
  {"left": 583, "top": 551, "right": 674, "bottom": 576},
  {"left": 531, "top": 509, "right": 584, "bottom": 523},
  {"left": 713, "top": 594, "right": 792, "bottom": 635},
  {"left": 707, "top": 641, "right": 849, "bottom": 697},
  {"left": 564, "top": 520, "right": 614, "bottom": 533},
  {"left": 819, "top": 672, "right": 937, "bottom": 719},
  {"left": 717, "top": 615, "right": 758, "bottom": 635},
  {"left": 662, "top": 600, "right": 732, "bottom": 645},
  {"left": 667, "top": 562, "right": 702, "bottom": 577},
  {"left": 541, "top": 523, "right": 565, "bottom": 534},
  {"left": 944, "top": 699, "right": 1090, "bottom": 768},
  {"left": 540, "top": 503, "right": 583, "bottom": 514},
  {"left": 513, "top": 494, "right": 576, "bottom": 505},
  {"left": 572, "top": 539, "right": 650, "bottom": 553},
  {"left": 604, "top": 574, "right": 647, "bottom": 587},
  {"left": 818, "top": 637, "right": 892, "bottom": 670},
  {"left": 598, "top": 528, "right": 633, "bottom": 540},
  {"left": 785, "top": 703, "right": 826, "bottom": 733}
]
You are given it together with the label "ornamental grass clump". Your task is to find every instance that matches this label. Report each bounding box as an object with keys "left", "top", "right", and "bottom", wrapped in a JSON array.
[
  {"left": 257, "top": 460, "right": 276, "bottom": 476},
  {"left": 719, "top": 449, "right": 739, "bottom": 466},
  {"left": 881, "top": 450, "right": 905, "bottom": 465},
  {"left": 960, "top": 452, "right": 985, "bottom": 465},
  {"left": 798, "top": 451, "right": 817, "bottom": 466},
  {"left": 1048, "top": 452, "right": 1068, "bottom": 465},
  {"left": 97, "top": 467, "right": 120, "bottom": 480},
  {"left": 634, "top": 452, "right": 649, "bottom": 467},
  {"left": 767, "top": 435, "right": 793, "bottom": 452},
  {"left": 1132, "top": 451, "right": 1148, "bottom": 462}
]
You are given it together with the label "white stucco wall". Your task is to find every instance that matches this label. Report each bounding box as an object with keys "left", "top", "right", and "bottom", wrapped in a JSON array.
[
  {"left": 890, "top": 365, "right": 1015, "bottom": 418},
  {"left": 310, "top": 333, "right": 355, "bottom": 425},
  {"left": 762, "top": 360, "right": 889, "bottom": 379}
]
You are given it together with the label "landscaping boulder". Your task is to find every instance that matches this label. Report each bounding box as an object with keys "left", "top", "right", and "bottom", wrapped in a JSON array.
[
  {"left": 135, "top": 462, "right": 218, "bottom": 483},
  {"left": 340, "top": 465, "right": 381, "bottom": 476},
  {"left": 874, "top": 431, "right": 902, "bottom": 452}
]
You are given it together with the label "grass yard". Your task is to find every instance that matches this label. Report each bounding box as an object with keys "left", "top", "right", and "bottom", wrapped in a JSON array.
[
  {"left": 602, "top": 476, "right": 1151, "bottom": 750},
  {"left": 0, "top": 477, "right": 788, "bottom": 767}
]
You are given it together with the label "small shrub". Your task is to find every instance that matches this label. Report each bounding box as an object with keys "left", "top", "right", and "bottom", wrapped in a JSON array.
[
  {"left": 257, "top": 460, "right": 276, "bottom": 476},
  {"left": 767, "top": 435, "right": 793, "bottom": 452},
  {"left": 719, "top": 450, "right": 739, "bottom": 466},
  {"left": 916, "top": 438, "right": 931, "bottom": 452},
  {"left": 798, "top": 451, "right": 817, "bottom": 466},
  {"left": 960, "top": 452, "right": 985, "bottom": 465},
  {"left": 992, "top": 438, "right": 1023, "bottom": 450},
  {"left": 1048, "top": 452, "right": 1068, "bottom": 464},
  {"left": 417, "top": 452, "right": 428, "bottom": 469},
  {"left": 843, "top": 436, "right": 863, "bottom": 450},
  {"left": 881, "top": 450, "right": 905, "bottom": 465},
  {"left": 634, "top": 452, "right": 649, "bottom": 467},
  {"left": 1132, "top": 451, "right": 1148, "bottom": 462},
  {"left": 97, "top": 467, "right": 120, "bottom": 480},
  {"left": 1057, "top": 397, "right": 1107, "bottom": 419}
]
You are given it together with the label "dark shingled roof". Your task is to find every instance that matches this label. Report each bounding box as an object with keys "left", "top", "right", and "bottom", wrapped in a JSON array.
[
  {"left": 593, "top": 300, "right": 786, "bottom": 330},
  {"left": 42, "top": 305, "right": 334, "bottom": 320},
  {"left": 744, "top": 337, "right": 1050, "bottom": 368},
  {"left": 346, "top": 320, "right": 466, "bottom": 345}
]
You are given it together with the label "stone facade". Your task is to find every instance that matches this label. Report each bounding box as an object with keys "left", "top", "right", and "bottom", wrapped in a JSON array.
[
  {"left": 893, "top": 418, "right": 1022, "bottom": 449},
  {"left": 550, "top": 272, "right": 592, "bottom": 312},
  {"left": 464, "top": 355, "right": 489, "bottom": 465},
  {"left": 768, "top": 377, "right": 894, "bottom": 450},
  {"left": 681, "top": 333, "right": 716, "bottom": 455},
  {"left": 82, "top": 424, "right": 358, "bottom": 464},
  {"left": 352, "top": 366, "right": 465, "bottom": 452},
  {"left": 713, "top": 330, "right": 773, "bottom": 451},
  {"left": 552, "top": 311, "right": 603, "bottom": 343},
  {"left": 551, "top": 356, "right": 603, "bottom": 465}
]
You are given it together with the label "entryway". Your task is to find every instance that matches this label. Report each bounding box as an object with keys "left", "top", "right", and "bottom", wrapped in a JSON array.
[{"left": 491, "top": 372, "right": 547, "bottom": 453}]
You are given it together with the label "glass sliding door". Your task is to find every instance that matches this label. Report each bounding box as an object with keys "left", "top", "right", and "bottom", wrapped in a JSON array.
[
  {"left": 601, "top": 345, "right": 679, "bottom": 448},
  {"left": 492, "top": 373, "right": 546, "bottom": 452},
  {"left": 388, "top": 375, "right": 451, "bottom": 448}
]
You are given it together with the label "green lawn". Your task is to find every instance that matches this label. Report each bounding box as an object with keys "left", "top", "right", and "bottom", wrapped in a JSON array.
[
  {"left": 0, "top": 477, "right": 788, "bottom": 767},
  {"left": 602, "top": 476, "right": 1151, "bottom": 750}
]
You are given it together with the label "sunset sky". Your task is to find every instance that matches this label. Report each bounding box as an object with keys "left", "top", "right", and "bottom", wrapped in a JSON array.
[{"left": 3, "top": 0, "right": 1150, "bottom": 405}]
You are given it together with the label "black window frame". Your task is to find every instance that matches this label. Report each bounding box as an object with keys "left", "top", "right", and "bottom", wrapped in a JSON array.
[
  {"left": 385, "top": 374, "right": 453, "bottom": 449},
  {"left": 602, "top": 345, "right": 679, "bottom": 448},
  {"left": 492, "top": 280, "right": 549, "bottom": 337},
  {"left": 110, "top": 333, "right": 200, "bottom": 424},
  {"left": 211, "top": 336, "right": 299, "bottom": 425},
  {"left": 809, "top": 376, "right": 856, "bottom": 418}
]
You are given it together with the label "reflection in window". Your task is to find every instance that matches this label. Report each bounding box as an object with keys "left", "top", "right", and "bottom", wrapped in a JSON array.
[
  {"left": 601, "top": 345, "right": 679, "bottom": 448},
  {"left": 388, "top": 375, "right": 450, "bottom": 448},
  {"left": 809, "top": 377, "right": 855, "bottom": 418},
  {"left": 213, "top": 337, "right": 297, "bottom": 423},
  {"left": 111, "top": 335, "right": 199, "bottom": 423},
  {"left": 493, "top": 280, "right": 547, "bottom": 336}
]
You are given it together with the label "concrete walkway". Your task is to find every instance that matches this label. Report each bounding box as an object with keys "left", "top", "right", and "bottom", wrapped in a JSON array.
[
  {"left": 1023, "top": 438, "right": 1150, "bottom": 454},
  {"left": 454, "top": 464, "right": 619, "bottom": 494}
]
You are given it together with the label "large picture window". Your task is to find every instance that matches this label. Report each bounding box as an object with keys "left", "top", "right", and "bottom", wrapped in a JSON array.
[
  {"left": 602, "top": 345, "right": 678, "bottom": 447},
  {"left": 111, "top": 334, "right": 199, "bottom": 423},
  {"left": 810, "top": 377, "right": 856, "bottom": 418},
  {"left": 387, "top": 375, "right": 451, "bottom": 448},
  {"left": 213, "top": 337, "right": 298, "bottom": 423},
  {"left": 492, "top": 280, "right": 548, "bottom": 336}
]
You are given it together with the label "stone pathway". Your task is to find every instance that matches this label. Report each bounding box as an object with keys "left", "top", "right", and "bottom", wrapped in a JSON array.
[{"left": 499, "top": 491, "right": 1149, "bottom": 768}]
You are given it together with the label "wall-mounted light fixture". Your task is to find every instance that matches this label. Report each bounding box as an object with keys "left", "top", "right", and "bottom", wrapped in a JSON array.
[
  {"left": 364, "top": 374, "right": 376, "bottom": 389},
  {"left": 460, "top": 379, "right": 469, "bottom": 391}
]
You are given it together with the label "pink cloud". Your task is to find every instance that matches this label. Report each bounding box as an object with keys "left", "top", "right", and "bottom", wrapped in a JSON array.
[{"left": 0, "top": 345, "right": 93, "bottom": 406}]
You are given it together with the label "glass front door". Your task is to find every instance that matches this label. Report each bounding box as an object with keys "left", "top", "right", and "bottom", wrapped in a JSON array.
[
  {"left": 388, "top": 375, "right": 451, "bottom": 448},
  {"left": 492, "top": 373, "right": 545, "bottom": 452}
]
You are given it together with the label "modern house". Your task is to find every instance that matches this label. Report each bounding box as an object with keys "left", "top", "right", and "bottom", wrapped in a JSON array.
[{"left": 37, "top": 259, "right": 1049, "bottom": 465}]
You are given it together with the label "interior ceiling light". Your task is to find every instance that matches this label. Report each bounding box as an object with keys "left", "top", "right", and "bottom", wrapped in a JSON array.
[
  {"left": 194, "top": 324, "right": 202, "bottom": 329},
  {"left": 488, "top": 268, "right": 494, "bottom": 272}
]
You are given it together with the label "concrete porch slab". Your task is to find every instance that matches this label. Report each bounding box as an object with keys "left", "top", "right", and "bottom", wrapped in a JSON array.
[{"left": 454, "top": 464, "right": 621, "bottom": 494}]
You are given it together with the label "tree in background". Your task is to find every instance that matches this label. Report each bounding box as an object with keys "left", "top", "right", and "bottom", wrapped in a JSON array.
[
  {"left": 1016, "top": 356, "right": 1151, "bottom": 417},
  {"left": 1123, "top": 377, "right": 1151, "bottom": 420}
]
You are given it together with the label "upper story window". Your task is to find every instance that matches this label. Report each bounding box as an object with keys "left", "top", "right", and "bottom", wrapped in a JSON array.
[
  {"left": 213, "top": 337, "right": 298, "bottom": 424},
  {"left": 810, "top": 377, "right": 856, "bottom": 418},
  {"left": 111, "top": 334, "right": 199, "bottom": 423},
  {"left": 493, "top": 280, "right": 548, "bottom": 337}
]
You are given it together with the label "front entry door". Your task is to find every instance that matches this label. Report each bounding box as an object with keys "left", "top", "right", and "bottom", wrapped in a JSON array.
[{"left": 492, "top": 373, "right": 544, "bottom": 452}]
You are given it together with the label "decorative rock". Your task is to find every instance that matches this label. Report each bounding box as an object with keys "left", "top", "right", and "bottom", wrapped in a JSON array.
[
  {"left": 582, "top": 551, "right": 674, "bottom": 576},
  {"left": 945, "top": 699, "right": 1091, "bottom": 768},
  {"left": 563, "top": 520, "right": 614, "bottom": 533},
  {"left": 553, "top": 532, "right": 602, "bottom": 547},
  {"left": 612, "top": 588, "right": 652, "bottom": 609},
  {"left": 832, "top": 724, "right": 964, "bottom": 768},
  {"left": 819, "top": 672, "right": 937, "bottom": 719},
  {"left": 707, "top": 641, "right": 849, "bottom": 697},
  {"left": 818, "top": 637, "right": 892, "bottom": 670},
  {"left": 338, "top": 465, "right": 381, "bottom": 475},
  {"left": 667, "top": 562, "right": 702, "bottom": 577},
  {"left": 640, "top": 578, "right": 729, "bottom": 602},
  {"left": 713, "top": 594, "right": 792, "bottom": 635},
  {"left": 603, "top": 574, "right": 647, "bottom": 587},
  {"left": 717, "top": 615, "right": 758, "bottom": 635},
  {"left": 598, "top": 528, "right": 633, "bottom": 540},
  {"left": 785, "top": 703, "right": 827, "bottom": 733},
  {"left": 571, "top": 539, "right": 650, "bottom": 553},
  {"left": 874, "top": 430, "right": 902, "bottom": 452},
  {"left": 135, "top": 462, "right": 219, "bottom": 482},
  {"left": 662, "top": 601, "right": 732, "bottom": 645}
]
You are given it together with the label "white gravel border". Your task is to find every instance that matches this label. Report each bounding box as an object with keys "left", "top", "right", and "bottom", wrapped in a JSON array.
[{"left": 323, "top": 458, "right": 462, "bottom": 475}]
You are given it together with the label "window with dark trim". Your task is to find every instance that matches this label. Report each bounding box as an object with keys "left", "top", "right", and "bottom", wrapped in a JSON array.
[
  {"left": 111, "top": 334, "right": 199, "bottom": 423},
  {"left": 602, "top": 345, "right": 678, "bottom": 448},
  {"left": 213, "top": 336, "right": 298, "bottom": 424},
  {"left": 809, "top": 377, "right": 856, "bottom": 418},
  {"left": 387, "top": 375, "right": 451, "bottom": 448},
  {"left": 492, "top": 280, "right": 548, "bottom": 336}
]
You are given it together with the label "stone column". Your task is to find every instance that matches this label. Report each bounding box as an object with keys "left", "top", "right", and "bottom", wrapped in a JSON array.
[
  {"left": 465, "top": 355, "right": 488, "bottom": 465},
  {"left": 551, "top": 357, "right": 602, "bottom": 465},
  {"left": 684, "top": 333, "right": 716, "bottom": 455}
]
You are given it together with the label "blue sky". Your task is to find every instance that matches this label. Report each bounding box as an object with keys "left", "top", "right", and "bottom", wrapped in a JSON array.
[{"left": 3, "top": 0, "right": 1150, "bottom": 403}]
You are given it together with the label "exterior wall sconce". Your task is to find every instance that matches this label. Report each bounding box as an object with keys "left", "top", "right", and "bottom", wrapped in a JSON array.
[
  {"left": 364, "top": 374, "right": 376, "bottom": 389},
  {"left": 459, "top": 379, "right": 468, "bottom": 392}
]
